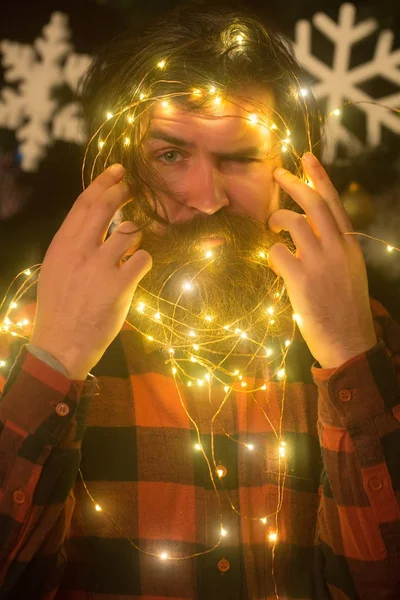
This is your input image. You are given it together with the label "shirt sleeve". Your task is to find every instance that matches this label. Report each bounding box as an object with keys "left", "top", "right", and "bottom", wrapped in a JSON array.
[
  {"left": 0, "top": 342, "right": 98, "bottom": 596},
  {"left": 312, "top": 298, "right": 400, "bottom": 599}
]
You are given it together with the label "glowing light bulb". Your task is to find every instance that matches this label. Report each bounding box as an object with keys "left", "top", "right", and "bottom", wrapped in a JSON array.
[
  {"left": 240, "top": 332, "right": 247, "bottom": 339},
  {"left": 95, "top": 504, "right": 102, "bottom": 512},
  {"left": 266, "top": 306, "right": 274, "bottom": 315},
  {"left": 285, "top": 340, "right": 291, "bottom": 347},
  {"left": 249, "top": 114, "right": 258, "bottom": 124},
  {"left": 192, "top": 88, "right": 202, "bottom": 97},
  {"left": 223, "top": 325, "right": 230, "bottom": 330},
  {"left": 247, "top": 443, "right": 254, "bottom": 451},
  {"left": 188, "top": 331, "right": 196, "bottom": 337},
  {"left": 0, "top": 361, "right": 6, "bottom": 368},
  {"left": 24, "top": 270, "right": 31, "bottom": 276},
  {"left": 261, "top": 384, "right": 267, "bottom": 390},
  {"left": 241, "top": 381, "right": 247, "bottom": 387},
  {"left": 333, "top": 108, "right": 341, "bottom": 116},
  {"left": 214, "top": 96, "right": 222, "bottom": 105},
  {"left": 160, "top": 552, "right": 169, "bottom": 560},
  {"left": 293, "top": 313, "right": 302, "bottom": 325},
  {"left": 22, "top": 318, "right": 29, "bottom": 325},
  {"left": 221, "top": 527, "right": 227, "bottom": 537},
  {"left": 157, "top": 59, "right": 166, "bottom": 69},
  {"left": 236, "top": 34, "right": 244, "bottom": 44},
  {"left": 209, "top": 86, "right": 216, "bottom": 94},
  {"left": 106, "top": 112, "right": 113, "bottom": 120},
  {"left": 172, "top": 367, "right": 177, "bottom": 374},
  {"left": 260, "top": 517, "right": 267, "bottom": 524},
  {"left": 300, "top": 88, "right": 308, "bottom": 97},
  {"left": 197, "top": 379, "right": 204, "bottom": 386},
  {"left": 169, "top": 348, "right": 174, "bottom": 354},
  {"left": 265, "top": 348, "right": 273, "bottom": 357},
  {"left": 279, "top": 444, "right": 286, "bottom": 458},
  {"left": 127, "top": 115, "right": 134, "bottom": 124},
  {"left": 147, "top": 335, "right": 154, "bottom": 341},
  {"left": 154, "top": 312, "right": 161, "bottom": 320},
  {"left": 205, "top": 250, "right": 213, "bottom": 258},
  {"left": 234, "top": 328, "right": 242, "bottom": 334},
  {"left": 217, "top": 468, "right": 224, "bottom": 477},
  {"left": 224, "top": 386, "right": 229, "bottom": 393},
  {"left": 387, "top": 245, "right": 394, "bottom": 252},
  {"left": 233, "top": 370, "right": 240, "bottom": 376},
  {"left": 190, "top": 356, "right": 197, "bottom": 363},
  {"left": 187, "top": 381, "right": 193, "bottom": 387},
  {"left": 193, "top": 344, "right": 199, "bottom": 350},
  {"left": 259, "top": 251, "right": 266, "bottom": 259},
  {"left": 10, "top": 303, "right": 17, "bottom": 309},
  {"left": 286, "top": 129, "right": 291, "bottom": 136},
  {"left": 268, "top": 531, "right": 278, "bottom": 543},
  {"left": 277, "top": 368, "right": 285, "bottom": 379},
  {"left": 139, "top": 93, "right": 146, "bottom": 100},
  {"left": 271, "top": 123, "right": 277, "bottom": 130},
  {"left": 269, "top": 319, "right": 275, "bottom": 325},
  {"left": 161, "top": 100, "right": 169, "bottom": 108},
  {"left": 205, "top": 315, "right": 213, "bottom": 322},
  {"left": 282, "top": 145, "right": 288, "bottom": 152},
  {"left": 183, "top": 282, "right": 193, "bottom": 291},
  {"left": 205, "top": 373, "right": 211, "bottom": 381},
  {"left": 194, "top": 443, "right": 202, "bottom": 451},
  {"left": 11, "top": 332, "right": 17, "bottom": 337},
  {"left": 98, "top": 140, "right": 105, "bottom": 149},
  {"left": 124, "top": 137, "right": 130, "bottom": 146}
]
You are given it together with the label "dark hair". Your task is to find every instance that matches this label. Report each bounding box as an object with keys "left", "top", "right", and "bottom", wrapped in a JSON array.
[{"left": 81, "top": 4, "right": 322, "bottom": 226}]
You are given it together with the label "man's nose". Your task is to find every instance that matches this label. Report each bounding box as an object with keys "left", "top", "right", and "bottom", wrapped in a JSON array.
[{"left": 185, "top": 158, "right": 229, "bottom": 215}]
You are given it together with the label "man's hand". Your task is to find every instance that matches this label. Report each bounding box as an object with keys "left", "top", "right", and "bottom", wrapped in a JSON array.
[
  {"left": 267, "top": 152, "right": 377, "bottom": 369},
  {"left": 31, "top": 165, "right": 152, "bottom": 380}
]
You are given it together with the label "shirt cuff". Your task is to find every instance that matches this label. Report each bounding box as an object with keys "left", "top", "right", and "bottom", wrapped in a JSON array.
[{"left": 311, "top": 340, "right": 399, "bottom": 427}]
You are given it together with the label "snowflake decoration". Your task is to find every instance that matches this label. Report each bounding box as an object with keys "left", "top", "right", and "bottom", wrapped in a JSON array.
[
  {"left": 0, "top": 12, "right": 92, "bottom": 171},
  {"left": 294, "top": 3, "right": 400, "bottom": 163}
]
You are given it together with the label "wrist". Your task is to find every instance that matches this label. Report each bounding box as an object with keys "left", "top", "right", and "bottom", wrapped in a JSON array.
[{"left": 30, "top": 335, "right": 90, "bottom": 380}]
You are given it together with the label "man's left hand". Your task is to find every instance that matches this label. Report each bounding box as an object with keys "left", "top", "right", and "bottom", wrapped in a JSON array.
[{"left": 268, "top": 152, "right": 377, "bottom": 369}]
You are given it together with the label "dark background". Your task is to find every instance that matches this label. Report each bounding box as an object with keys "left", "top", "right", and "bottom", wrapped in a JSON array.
[{"left": 1, "top": 0, "right": 399, "bottom": 319}]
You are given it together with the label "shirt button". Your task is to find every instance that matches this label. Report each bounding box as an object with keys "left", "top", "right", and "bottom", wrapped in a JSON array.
[
  {"left": 13, "top": 489, "right": 26, "bottom": 505},
  {"left": 217, "top": 557, "right": 230, "bottom": 573},
  {"left": 217, "top": 465, "right": 227, "bottom": 478},
  {"left": 56, "top": 402, "right": 70, "bottom": 416},
  {"left": 338, "top": 389, "right": 352, "bottom": 403},
  {"left": 369, "top": 477, "right": 383, "bottom": 491}
]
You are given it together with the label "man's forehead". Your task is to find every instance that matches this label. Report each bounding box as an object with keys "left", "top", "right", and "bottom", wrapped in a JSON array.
[{"left": 146, "top": 90, "right": 275, "bottom": 147}]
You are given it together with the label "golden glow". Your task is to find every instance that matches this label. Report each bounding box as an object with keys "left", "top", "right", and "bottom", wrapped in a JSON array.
[
  {"left": 157, "top": 59, "right": 166, "bottom": 69},
  {"left": 95, "top": 504, "right": 102, "bottom": 512}
]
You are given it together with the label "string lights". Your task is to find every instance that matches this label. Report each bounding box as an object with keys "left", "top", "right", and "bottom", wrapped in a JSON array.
[{"left": 0, "top": 26, "right": 399, "bottom": 598}]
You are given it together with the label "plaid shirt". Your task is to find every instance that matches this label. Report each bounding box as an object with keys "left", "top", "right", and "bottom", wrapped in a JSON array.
[{"left": 0, "top": 298, "right": 399, "bottom": 600}]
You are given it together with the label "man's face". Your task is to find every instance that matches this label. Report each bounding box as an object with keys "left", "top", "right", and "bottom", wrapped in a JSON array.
[
  {"left": 132, "top": 87, "right": 293, "bottom": 355},
  {"left": 143, "top": 86, "right": 281, "bottom": 229}
]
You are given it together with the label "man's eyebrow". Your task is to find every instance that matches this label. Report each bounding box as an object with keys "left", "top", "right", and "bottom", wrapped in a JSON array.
[
  {"left": 145, "top": 130, "right": 195, "bottom": 148},
  {"left": 145, "top": 129, "right": 265, "bottom": 159}
]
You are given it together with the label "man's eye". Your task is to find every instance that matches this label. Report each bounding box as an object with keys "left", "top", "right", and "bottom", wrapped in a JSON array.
[{"left": 158, "top": 150, "right": 184, "bottom": 164}]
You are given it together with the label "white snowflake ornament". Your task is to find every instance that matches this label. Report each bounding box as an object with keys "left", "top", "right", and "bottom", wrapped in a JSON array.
[
  {"left": 294, "top": 3, "right": 400, "bottom": 163},
  {"left": 0, "top": 12, "right": 92, "bottom": 171}
]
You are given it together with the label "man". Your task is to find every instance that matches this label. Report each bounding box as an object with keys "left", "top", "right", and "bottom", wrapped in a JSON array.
[{"left": 0, "top": 5, "right": 399, "bottom": 600}]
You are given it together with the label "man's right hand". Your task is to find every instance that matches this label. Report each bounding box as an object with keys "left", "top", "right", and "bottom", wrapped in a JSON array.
[{"left": 30, "top": 164, "right": 152, "bottom": 380}]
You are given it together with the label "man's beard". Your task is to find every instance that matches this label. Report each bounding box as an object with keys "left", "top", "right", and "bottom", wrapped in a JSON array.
[{"left": 128, "top": 208, "right": 295, "bottom": 360}]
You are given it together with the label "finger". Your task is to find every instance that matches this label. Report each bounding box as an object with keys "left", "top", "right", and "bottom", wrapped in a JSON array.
[
  {"left": 80, "top": 164, "right": 126, "bottom": 207},
  {"left": 120, "top": 248, "right": 153, "bottom": 288},
  {"left": 301, "top": 153, "right": 353, "bottom": 233},
  {"left": 80, "top": 182, "right": 133, "bottom": 248},
  {"left": 268, "top": 209, "right": 320, "bottom": 259},
  {"left": 268, "top": 242, "right": 300, "bottom": 283},
  {"left": 59, "top": 164, "right": 126, "bottom": 239},
  {"left": 273, "top": 167, "right": 340, "bottom": 245},
  {"left": 101, "top": 220, "right": 142, "bottom": 266}
]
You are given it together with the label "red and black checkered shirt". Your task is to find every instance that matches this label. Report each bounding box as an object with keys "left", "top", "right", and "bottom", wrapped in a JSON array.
[{"left": 0, "top": 298, "right": 399, "bottom": 599}]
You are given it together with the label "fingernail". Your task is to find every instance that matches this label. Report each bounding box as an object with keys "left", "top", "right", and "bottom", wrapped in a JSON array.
[
  {"left": 274, "top": 167, "right": 288, "bottom": 177},
  {"left": 109, "top": 163, "right": 125, "bottom": 177},
  {"left": 302, "top": 152, "right": 317, "bottom": 166}
]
